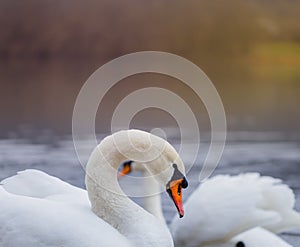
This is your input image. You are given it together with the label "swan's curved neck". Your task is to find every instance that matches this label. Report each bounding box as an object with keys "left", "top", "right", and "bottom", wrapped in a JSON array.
[
  {"left": 85, "top": 137, "right": 141, "bottom": 231},
  {"left": 85, "top": 132, "right": 176, "bottom": 246},
  {"left": 84, "top": 131, "right": 177, "bottom": 247}
]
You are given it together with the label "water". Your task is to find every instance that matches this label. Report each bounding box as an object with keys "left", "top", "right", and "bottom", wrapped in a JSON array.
[{"left": 0, "top": 135, "right": 300, "bottom": 245}]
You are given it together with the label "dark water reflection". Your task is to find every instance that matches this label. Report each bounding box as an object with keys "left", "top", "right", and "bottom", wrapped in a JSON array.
[{"left": 0, "top": 59, "right": 300, "bottom": 138}]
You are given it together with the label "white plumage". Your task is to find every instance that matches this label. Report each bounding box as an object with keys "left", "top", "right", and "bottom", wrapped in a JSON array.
[
  {"left": 0, "top": 170, "right": 130, "bottom": 247},
  {"left": 121, "top": 160, "right": 300, "bottom": 247},
  {"left": 170, "top": 173, "right": 300, "bottom": 247},
  {"left": 0, "top": 130, "right": 187, "bottom": 247}
]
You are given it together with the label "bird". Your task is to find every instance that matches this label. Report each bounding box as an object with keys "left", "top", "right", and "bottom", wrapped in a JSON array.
[
  {"left": 0, "top": 129, "right": 188, "bottom": 247},
  {"left": 119, "top": 161, "right": 300, "bottom": 247}
]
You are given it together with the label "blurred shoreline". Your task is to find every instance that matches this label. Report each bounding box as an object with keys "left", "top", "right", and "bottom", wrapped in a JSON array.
[{"left": 2, "top": 130, "right": 300, "bottom": 145}]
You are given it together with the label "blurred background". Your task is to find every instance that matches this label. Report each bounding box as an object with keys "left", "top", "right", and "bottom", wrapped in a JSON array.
[
  {"left": 1, "top": 0, "right": 300, "bottom": 244},
  {"left": 1, "top": 0, "right": 300, "bottom": 137}
]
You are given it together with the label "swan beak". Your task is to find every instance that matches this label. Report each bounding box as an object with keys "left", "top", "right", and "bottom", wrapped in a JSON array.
[
  {"left": 117, "top": 161, "right": 132, "bottom": 179},
  {"left": 167, "top": 178, "right": 185, "bottom": 218}
]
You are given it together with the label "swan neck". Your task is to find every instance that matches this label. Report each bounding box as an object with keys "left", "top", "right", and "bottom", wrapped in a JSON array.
[
  {"left": 143, "top": 171, "right": 166, "bottom": 223},
  {"left": 84, "top": 131, "right": 175, "bottom": 247},
  {"left": 85, "top": 137, "right": 138, "bottom": 230}
]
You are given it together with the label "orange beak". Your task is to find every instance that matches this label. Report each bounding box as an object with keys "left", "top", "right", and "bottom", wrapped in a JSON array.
[
  {"left": 117, "top": 162, "right": 132, "bottom": 179},
  {"left": 167, "top": 178, "right": 185, "bottom": 218}
]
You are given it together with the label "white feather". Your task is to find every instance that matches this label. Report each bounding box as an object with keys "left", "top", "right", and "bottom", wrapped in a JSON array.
[
  {"left": 170, "top": 173, "right": 300, "bottom": 246},
  {"left": 0, "top": 130, "right": 184, "bottom": 247}
]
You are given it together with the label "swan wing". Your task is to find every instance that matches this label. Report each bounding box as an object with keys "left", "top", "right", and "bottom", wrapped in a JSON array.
[
  {"left": 256, "top": 175, "right": 300, "bottom": 233},
  {"left": 1, "top": 169, "right": 88, "bottom": 204},
  {"left": 0, "top": 173, "right": 132, "bottom": 247},
  {"left": 170, "top": 173, "right": 282, "bottom": 246}
]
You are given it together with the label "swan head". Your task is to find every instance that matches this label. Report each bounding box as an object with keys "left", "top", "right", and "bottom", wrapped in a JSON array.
[
  {"left": 88, "top": 129, "right": 188, "bottom": 217},
  {"left": 166, "top": 163, "right": 188, "bottom": 218},
  {"left": 118, "top": 150, "right": 188, "bottom": 218}
]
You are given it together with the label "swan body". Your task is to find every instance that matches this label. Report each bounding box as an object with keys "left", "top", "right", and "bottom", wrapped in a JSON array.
[{"left": 0, "top": 129, "right": 188, "bottom": 247}]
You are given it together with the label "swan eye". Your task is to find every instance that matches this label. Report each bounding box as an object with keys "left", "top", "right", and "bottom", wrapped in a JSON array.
[
  {"left": 236, "top": 241, "right": 245, "bottom": 247},
  {"left": 182, "top": 177, "right": 188, "bottom": 188}
]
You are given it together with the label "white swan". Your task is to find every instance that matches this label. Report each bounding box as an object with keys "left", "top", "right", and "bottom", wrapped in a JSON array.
[
  {"left": 119, "top": 162, "right": 300, "bottom": 247},
  {"left": 0, "top": 129, "right": 189, "bottom": 247}
]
